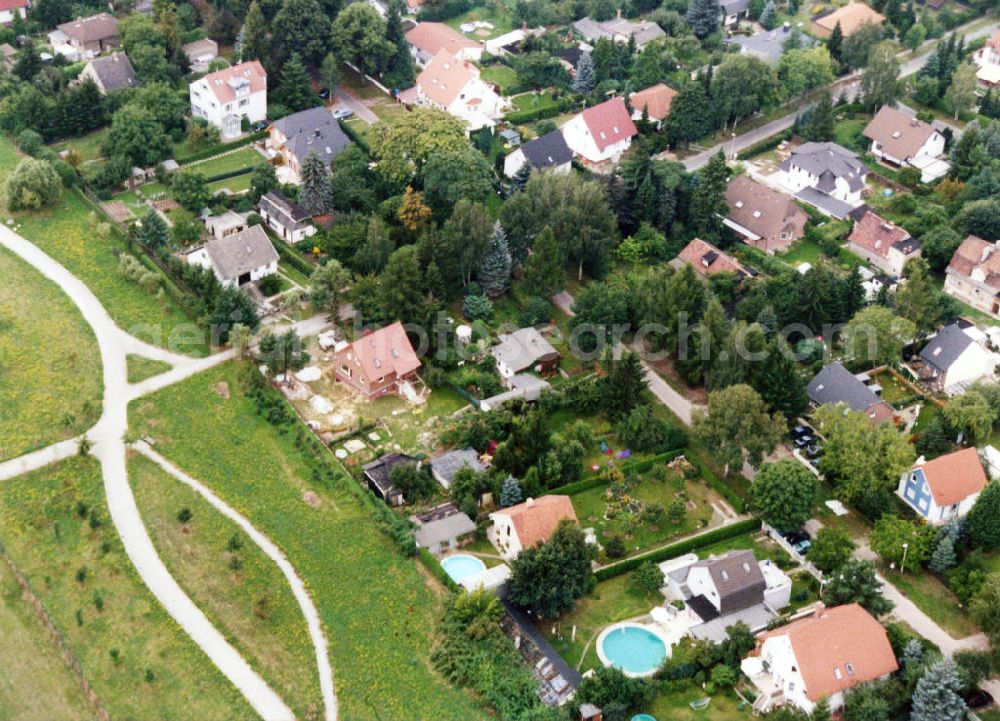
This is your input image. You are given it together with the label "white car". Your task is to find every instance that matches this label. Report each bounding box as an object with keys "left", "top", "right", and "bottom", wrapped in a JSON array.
[{"left": 331, "top": 108, "right": 354, "bottom": 120}]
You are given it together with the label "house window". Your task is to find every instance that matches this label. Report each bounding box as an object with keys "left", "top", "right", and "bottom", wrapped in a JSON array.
[
  {"left": 906, "top": 486, "right": 915, "bottom": 500},
  {"left": 834, "top": 668, "right": 842, "bottom": 680},
  {"left": 239, "top": 98, "right": 249, "bottom": 107},
  {"left": 846, "top": 663, "right": 855, "bottom": 676}
]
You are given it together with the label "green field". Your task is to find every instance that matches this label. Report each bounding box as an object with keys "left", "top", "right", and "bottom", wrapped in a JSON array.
[
  {"left": 0, "top": 561, "right": 97, "bottom": 721},
  {"left": 0, "top": 457, "right": 255, "bottom": 720},
  {"left": 126, "top": 355, "right": 172, "bottom": 384},
  {"left": 184, "top": 147, "right": 265, "bottom": 177},
  {"left": 888, "top": 567, "right": 980, "bottom": 638},
  {"left": 0, "top": 245, "right": 102, "bottom": 462},
  {"left": 443, "top": 4, "right": 515, "bottom": 38},
  {"left": 481, "top": 64, "right": 519, "bottom": 92},
  {"left": 128, "top": 453, "right": 323, "bottom": 720},
  {"left": 130, "top": 361, "right": 488, "bottom": 721},
  {"left": 51, "top": 128, "right": 110, "bottom": 163},
  {"left": 207, "top": 173, "right": 254, "bottom": 195}
]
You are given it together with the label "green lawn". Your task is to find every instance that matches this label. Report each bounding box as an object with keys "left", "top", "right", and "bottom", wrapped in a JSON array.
[
  {"left": 0, "top": 457, "right": 255, "bottom": 720},
  {"left": 207, "top": 173, "right": 253, "bottom": 195},
  {"left": 443, "top": 4, "right": 515, "bottom": 39},
  {"left": 0, "top": 561, "right": 97, "bottom": 721},
  {"left": 128, "top": 453, "right": 323, "bottom": 720},
  {"left": 0, "top": 245, "right": 103, "bottom": 462},
  {"left": 870, "top": 369, "right": 917, "bottom": 404},
  {"left": 647, "top": 682, "right": 751, "bottom": 720},
  {"left": 694, "top": 531, "right": 794, "bottom": 569},
  {"left": 481, "top": 64, "right": 519, "bottom": 92},
  {"left": 184, "top": 147, "right": 265, "bottom": 177},
  {"left": 887, "top": 567, "right": 980, "bottom": 638},
  {"left": 129, "top": 361, "right": 488, "bottom": 721},
  {"left": 50, "top": 128, "right": 110, "bottom": 163},
  {"left": 510, "top": 91, "right": 561, "bottom": 114},
  {"left": 126, "top": 355, "right": 172, "bottom": 384}
]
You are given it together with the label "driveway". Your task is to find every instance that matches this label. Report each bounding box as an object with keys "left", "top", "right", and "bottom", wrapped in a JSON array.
[{"left": 334, "top": 88, "right": 378, "bottom": 125}]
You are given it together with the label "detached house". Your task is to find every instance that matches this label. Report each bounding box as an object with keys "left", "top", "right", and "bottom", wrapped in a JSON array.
[
  {"left": 362, "top": 452, "right": 419, "bottom": 505},
  {"left": 674, "top": 238, "right": 750, "bottom": 279},
  {"left": 742, "top": 604, "right": 898, "bottom": 714},
  {"left": 0, "top": 0, "right": 28, "bottom": 26},
  {"left": 718, "top": 0, "right": 751, "bottom": 26},
  {"left": 78, "top": 52, "right": 139, "bottom": 94},
  {"left": 806, "top": 362, "right": 896, "bottom": 425},
  {"left": 488, "top": 495, "right": 578, "bottom": 560},
  {"left": 189, "top": 61, "right": 267, "bottom": 140},
  {"left": 863, "top": 106, "right": 949, "bottom": 183},
  {"left": 332, "top": 321, "right": 422, "bottom": 400},
  {"left": 779, "top": 141, "right": 868, "bottom": 218},
  {"left": 629, "top": 83, "right": 677, "bottom": 127},
  {"left": 503, "top": 129, "right": 573, "bottom": 177},
  {"left": 398, "top": 48, "right": 504, "bottom": 131},
  {"left": 185, "top": 225, "right": 278, "bottom": 288},
  {"left": 897, "top": 447, "right": 989, "bottom": 525},
  {"left": 973, "top": 30, "right": 1000, "bottom": 88},
  {"left": 405, "top": 22, "right": 482, "bottom": 66},
  {"left": 810, "top": 2, "right": 884, "bottom": 38},
  {"left": 944, "top": 235, "right": 1000, "bottom": 319},
  {"left": 561, "top": 96, "right": 637, "bottom": 165},
  {"left": 258, "top": 192, "right": 316, "bottom": 245},
  {"left": 572, "top": 16, "right": 665, "bottom": 49},
  {"left": 724, "top": 175, "right": 808, "bottom": 254},
  {"left": 846, "top": 210, "right": 921, "bottom": 277},
  {"left": 918, "top": 322, "right": 999, "bottom": 394},
  {"left": 52, "top": 13, "right": 120, "bottom": 61},
  {"left": 182, "top": 38, "right": 218, "bottom": 73},
  {"left": 268, "top": 106, "right": 351, "bottom": 182},
  {"left": 491, "top": 327, "right": 561, "bottom": 384}
]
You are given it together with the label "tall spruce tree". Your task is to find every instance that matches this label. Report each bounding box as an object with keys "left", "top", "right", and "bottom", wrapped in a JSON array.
[
  {"left": 139, "top": 208, "right": 170, "bottom": 251},
  {"left": 929, "top": 533, "right": 957, "bottom": 573},
  {"left": 911, "top": 660, "right": 967, "bottom": 721},
  {"left": 803, "top": 90, "right": 835, "bottom": 141},
  {"left": 299, "top": 152, "right": 333, "bottom": 215},
  {"left": 500, "top": 475, "right": 522, "bottom": 507},
  {"left": 826, "top": 21, "right": 844, "bottom": 63},
  {"left": 382, "top": 0, "right": 414, "bottom": 88},
  {"left": 522, "top": 226, "right": 564, "bottom": 297},
  {"left": 686, "top": 0, "right": 721, "bottom": 39},
  {"left": 477, "top": 221, "right": 512, "bottom": 297},
  {"left": 240, "top": 0, "right": 269, "bottom": 62},
  {"left": 572, "top": 51, "right": 596, "bottom": 95},
  {"left": 690, "top": 151, "right": 729, "bottom": 242},
  {"left": 759, "top": 0, "right": 776, "bottom": 29},
  {"left": 277, "top": 52, "right": 317, "bottom": 112},
  {"left": 604, "top": 352, "right": 647, "bottom": 420}
]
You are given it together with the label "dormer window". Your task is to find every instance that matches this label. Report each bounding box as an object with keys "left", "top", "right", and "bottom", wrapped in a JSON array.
[
  {"left": 752, "top": 210, "right": 761, "bottom": 218},
  {"left": 834, "top": 668, "right": 843, "bottom": 680},
  {"left": 735, "top": 201, "right": 744, "bottom": 208},
  {"left": 846, "top": 663, "right": 855, "bottom": 676}
]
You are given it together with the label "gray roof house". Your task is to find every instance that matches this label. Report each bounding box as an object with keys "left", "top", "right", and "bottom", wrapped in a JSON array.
[
  {"left": 780, "top": 141, "right": 869, "bottom": 217},
  {"left": 725, "top": 25, "right": 814, "bottom": 63},
  {"left": 269, "top": 107, "right": 352, "bottom": 181},
  {"left": 79, "top": 52, "right": 139, "bottom": 94},
  {"left": 491, "top": 327, "right": 561, "bottom": 382},
  {"left": 688, "top": 550, "right": 766, "bottom": 616},
  {"left": 187, "top": 224, "right": 279, "bottom": 288},
  {"left": 258, "top": 191, "right": 316, "bottom": 244},
  {"left": 919, "top": 322, "right": 999, "bottom": 394},
  {"left": 182, "top": 38, "right": 218, "bottom": 72},
  {"left": 430, "top": 448, "right": 486, "bottom": 489},
  {"left": 572, "top": 16, "right": 665, "bottom": 48},
  {"left": 719, "top": 0, "right": 751, "bottom": 23},
  {"left": 412, "top": 503, "right": 477, "bottom": 553},
  {"left": 503, "top": 129, "right": 573, "bottom": 178},
  {"left": 362, "top": 452, "right": 419, "bottom": 505},
  {"left": 806, "top": 362, "right": 896, "bottom": 424}
]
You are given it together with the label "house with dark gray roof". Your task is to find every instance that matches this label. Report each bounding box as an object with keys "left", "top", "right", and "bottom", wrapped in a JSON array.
[
  {"left": 185, "top": 224, "right": 279, "bottom": 288},
  {"left": 806, "top": 362, "right": 895, "bottom": 424},
  {"left": 918, "top": 323, "right": 999, "bottom": 394},
  {"left": 430, "top": 448, "right": 486, "bottom": 489},
  {"left": 779, "top": 142, "right": 869, "bottom": 214},
  {"left": 719, "top": 0, "right": 751, "bottom": 25},
  {"left": 725, "top": 25, "right": 814, "bottom": 63},
  {"left": 78, "top": 51, "right": 138, "bottom": 94},
  {"left": 268, "top": 107, "right": 352, "bottom": 183},
  {"left": 362, "top": 452, "right": 419, "bottom": 505},
  {"left": 503, "top": 129, "right": 573, "bottom": 178},
  {"left": 412, "top": 503, "right": 477, "bottom": 553},
  {"left": 258, "top": 192, "right": 316, "bottom": 245}
]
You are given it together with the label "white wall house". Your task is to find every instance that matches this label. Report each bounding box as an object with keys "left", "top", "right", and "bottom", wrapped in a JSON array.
[
  {"left": 399, "top": 49, "right": 504, "bottom": 131},
  {"left": 974, "top": 30, "right": 1000, "bottom": 87},
  {"left": 561, "top": 96, "right": 637, "bottom": 165},
  {"left": 487, "top": 496, "right": 577, "bottom": 561},
  {"left": 919, "top": 322, "right": 1000, "bottom": 394},
  {"left": 897, "top": 447, "right": 989, "bottom": 526},
  {"left": 0, "top": 0, "right": 28, "bottom": 25},
  {"left": 863, "top": 106, "right": 949, "bottom": 183},
  {"left": 185, "top": 225, "right": 278, "bottom": 288},
  {"left": 778, "top": 142, "right": 868, "bottom": 205},
  {"left": 189, "top": 60, "right": 267, "bottom": 140}
]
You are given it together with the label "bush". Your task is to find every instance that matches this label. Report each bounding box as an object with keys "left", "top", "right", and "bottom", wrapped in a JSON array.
[
  {"left": 605, "top": 535, "right": 626, "bottom": 559},
  {"left": 3, "top": 157, "right": 62, "bottom": 211},
  {"left": 258, "top": 273, "right": 283, "bottom": 296},
  {"left": 630, "top": 561, "right": 665, "bottom": 594},
  {"left": 615, "top": 406, "right": 687, "bottom": 454},
  {"left": 462, "top": 293, "right": 493, "bottom": 321},
  {"left": 16, "top": 128, "right": 44, "bottom": 156},
  {"left": 519, "top": 296, "right": 552, "bottom": 326}
]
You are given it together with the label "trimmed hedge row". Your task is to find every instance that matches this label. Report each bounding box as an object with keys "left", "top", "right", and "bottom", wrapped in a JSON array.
[
  {"left": 504, "top": 98, "right": 575, "bottom": 125},
  {"left": 418, "top": 547, "right": 461, "bottom": 593},
  {"left": 686, "top": 453, "right": 747, "bottom": 513},
  {"left": 273, "top": 237, "right": 316, "bottom": 277},
  {"left": 204, "top": 167, "right": 256, "bottom": 183},
  {"left": 593, "top": 518, "right": 761, "bottom": 581},
  {"left": 547, "top": 449, "right": 686, "bottom": 497},
  {"left": 176, "top": 131, "right": 267, "bottom": 165},
  {"left": 337, "top": 119, "right": 371, "bottom": 154},
  {"left": 737, "top": 128, "right": 793, "bottom": 160}
]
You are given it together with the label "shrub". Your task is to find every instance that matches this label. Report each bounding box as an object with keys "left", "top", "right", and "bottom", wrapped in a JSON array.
[
  {"left": 630, "top": 561, "right": 665, "bottom": 594},
  {"left": 258, "top": 273, "right": 283, "bottom": 296},
  {"left": 605, "top": 535, "right": 626, "bottom": 559},
  {"left": 3, "top": 157, "right": 62, "bottom": 211},
  {"left": 177, "top": 508, "right": 193, "bottom": 523}
]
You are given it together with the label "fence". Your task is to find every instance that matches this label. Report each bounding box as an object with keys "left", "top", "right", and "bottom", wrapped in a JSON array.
[{"left": 760, "top": 521, "right": 824, "bottom": 583}]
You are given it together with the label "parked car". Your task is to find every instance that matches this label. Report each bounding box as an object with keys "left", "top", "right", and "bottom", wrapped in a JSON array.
[
  {"left": 250, "top": 120, "right": 269, "bottom": 132},
  {"left": 782, "top": 529, "right": 810, "bottom": 545},
  {"left": 794, "top": 435, "right": 814, "bottom": 448},
  {"left": 318, "top": 88, "right": 330, "bottom": 100},
  {"left": 793, "top": 539, "right": 812, "bottom": 555},
  {"left": 792, "top": 424, "right": 813, "bottom": 439},
  {"left": 964, "top": 690, "right": 993, "bottom": 709},
  {"left": 332, "top": 107, "right": 354, "bottom": 120},
  {"left": 806, "top": 444, "right": 823, "bottom": 458}
]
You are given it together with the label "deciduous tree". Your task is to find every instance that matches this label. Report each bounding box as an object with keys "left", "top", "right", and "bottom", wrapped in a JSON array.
[
  {"left": 693, "top": 384, "right": 784, "bottom": 474},
  {"left": 823, "top": 559, "right": 893, "bottom": 616},
  {"left": 750, "top": 459, "right": 819, "bottom": 531},
  {"left": 508, "top": 521, "right": 593, "bottom": 617}
]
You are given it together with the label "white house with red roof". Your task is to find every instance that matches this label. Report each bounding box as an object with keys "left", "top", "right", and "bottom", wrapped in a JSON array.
[
  {"left": 398, "top": 48, "right": 504, "bottom": 131},
  {"left": 897, "top": 447, "right": 989, "bottom": 525},
  {"left": 488, "top": 495, "right": 578, "bottom": 560},
  {"left": 189, "top": 60, "right": 267, "bottom": 139},
  {"left": 846, "top": 210, "right": 921, "bottom": 278},
  {"left": 629, "top": 83, "right": 677, "bottom": 127},
  {"left": 405, "top": 22, "right": 483, "bottom": 66},
  {"left": 974, "top": 30, "right": 1000, "bottom": 88},
  {"left": 560, "top": 96, "right": 637, "bottom": 165},
  {"left": 742, "top": 604, "right": 898, "bottom": 714},
  {"left": 332, "top": 321, "right": 422, "bottom": 400},
  {"left": 0, "top": 0, "right": 28, "bottom": 25}
]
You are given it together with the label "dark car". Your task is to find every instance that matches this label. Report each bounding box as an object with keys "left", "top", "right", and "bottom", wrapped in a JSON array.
[
  {"left": 318, "top": 88, "right": 330, "bottom": 100},
  {"left": 250, "top": 120, "right": 269, "bottom": 132},
  {"left": 792, "top": 424, "right": 812, "bottom": 438},
  {"left": 806, "top": 444, "right": 823, "bottom": 458},
  {"left": 783, "top": 529, "right": 810, "bottom": 545},
  {"left": 964, "top": 690, "right": 994, "bottom": 710},
  {"left": 794, "top": 435, "right": 814, "bottom": 448}
]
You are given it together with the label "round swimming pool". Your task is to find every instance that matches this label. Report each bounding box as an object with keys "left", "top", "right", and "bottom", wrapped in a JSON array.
[
  {"left": 597, "top": 623, "right": 669, "bottom": 677},
  {"left": 440, "top": 554, "right": 487, "bottom": 584}
]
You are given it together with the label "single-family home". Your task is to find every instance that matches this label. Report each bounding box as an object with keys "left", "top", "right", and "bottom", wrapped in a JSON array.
[
  {"left": 429, "top": 448, "right": 486, "bottom": 490},
  {"left": 398, "top": 48, "right": 504, "bottom": 131},
  {"left": 488, "top": 495, "right": 578, "bottom": 560},
  {"left": 202, "top": 209, "right": 247, "bottom": 240},
  {"left": 184, "top": 224, "right": 279, "bottom": 288},
  {"left": 182, "top": 38, "right": 218, "bottom": 73},
  {"left": 673, "top": 238, "right": 751, "bottom": 279},
  {"left": 862, "top": 106, "right": 949, "bottom": 183},
  {"left": 78, "top": 52, "right": 139, "bottom": 95},
  {"left": 742, "top": 604, "right": 898, "bottom": 714},
  {"left": 267, "top": 106, "right": 352, "bottom": 182},
  {"left": 973, "top": 30, "right": 1000, "bottom": 88},
  {"left": 846, "top": 210, "right": 921, "bottom": 277},
  {"left": 362, "top": 452, "right": 419, "bottom": 505},
  {"left": 810, "top": 2, "right": 884, "bottom": 38},
  {"left": 503, "top": 129, "right": 573, "bottom": 177},
  {"left": 0, "top": 0, "right": 28, "bottom": 26},
  {"left": 52, "top": 13, "right": 120, "bottom": 61},
  {"left": 944, "top": 235, "right": 1000, "bottom": 319},
  {"left": 572, "top": 16, "right": 666, "bottom": 49},
  {"left": 189, "top": 60, "right": 267, "bottom": 140},
  {"left": 258, "top": 192, "right": 316, "bottom": 245},
  {"left": 724, "top": 175, "right": 808, "bottom": 254},
  {"left": 405, "top": 22, "right": 482, "bottom": 66},
  {"left": 897, "top": 447, "right": 989, "bottom": 525},
  {"left": 725, "top": 25, "right": 814, "bottom": 64},
  {"left": 629, "top": 83, "right": 677, "bottom": 126},
  {"left": 719, "top": 0, "right": 751, "bottom": 26},
  {"left": 412, "top": 503, "right": 477, "bottom": 553},
  {"left": 491, "top": 327, "right": 561, "bottom": 384},
  {"left": 806, "top": 362, "right": 896, "bottom": 425},
  {"left": 778, "top": 141, "right": 868, "bottom": 217},
  {"left": 918, "top": 322, "right": 999, "bottom": 394},
  {"left": 332, "top": 321, "right": 422, "bottom": 400},
  {"left": 561, "top": 96, "right": 637, "bottom": 165}
]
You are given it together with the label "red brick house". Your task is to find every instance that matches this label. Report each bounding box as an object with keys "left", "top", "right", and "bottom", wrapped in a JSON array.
[{"left": 332, "top": 321, "right": 421, "bottom": 400}]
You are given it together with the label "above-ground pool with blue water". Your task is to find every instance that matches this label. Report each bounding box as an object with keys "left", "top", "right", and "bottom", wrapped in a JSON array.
[
  {"left": 599, "top": 624, "right": 668, "bottom": 676},
  {"left": 440, "top": 554, "right": 486, "bottom": 583}
]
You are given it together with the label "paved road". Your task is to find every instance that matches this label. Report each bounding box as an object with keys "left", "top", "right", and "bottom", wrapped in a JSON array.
[
  {"left": 334, "top": 88, "right": 378, "bottom": 124},
  {"left": 0, "top": 225, "right": 299, "bottom": 721},
  {"left": 681, "top": 18, "right": 1000, "bottom": 171}
]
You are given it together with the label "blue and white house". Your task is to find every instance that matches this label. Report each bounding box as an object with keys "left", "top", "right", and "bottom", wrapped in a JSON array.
[{"left": 896, "top": 447, "right": 989, "bottom": 525}]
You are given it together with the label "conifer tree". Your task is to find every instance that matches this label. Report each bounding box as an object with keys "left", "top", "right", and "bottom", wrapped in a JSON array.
[
  {"left": 278, "top": 52, "right": 316, "bottom": 113},
  {"left": 686, "top": 0, "right": 721, "bottom": 39},
  {"left": 759, "top": 0, "right": 776, "bottom": 29},
  {"left": 522, "top": 226, "right": 564, "bottom": 297},
  {"left": 572, "top": 51, "right": 596, "bottom": 95},
  {"left": 689, "top": 151, "right": 729, "bottom": 241},
  {"left": 299, "top": 152, "right": 333, "bottom": 215},
  {"left": 827, "top": 22, "right": 843, "bottom": 63},
  {"left": 139, "top": 208, "right": 170, "bottom": 251},
  {"left": 604, "top": 353, "right": 647, "bottom": 420},
  {"left": 509, "top": 161, "right": 532, "bottom": 194},
  {"left": 499, "top": 475, "right": 522, "bottom": 507},
  {"left": 929, "top": 533, "right": 956, "bottom": 573},
  {"left": 383, "top": 0, "right": 414, "bottom": 89},
  {"left": 911, "top": 659, "right": 967, "bottom": 721},
  {"left": 803, "top": 90, "right": 834, "bottom": 141},
  {"left": 477, "top": 221, "right": 511, "bottom": 298},
  {"left": 240, "top": 0, "right": 269, "bottom": 62}
]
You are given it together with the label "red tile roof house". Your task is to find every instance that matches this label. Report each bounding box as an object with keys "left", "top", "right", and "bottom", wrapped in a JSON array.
[
  {"left": 0, "top": 0, "right": 28, "bottom": 26},
  {"left": 405, "top": 22, "right": 483, "bottom": 67},
  {"left": 629, "top": 83, "right": 677, "bottom": 128},
  {"left": 487, "top": 495, "right": 578, "bottom": 561},
  {"left": 862, "top": 106, "right": 949, "bottom": 183},
  {"left": 944, "top": 235, "right": 1000, "bottom": 319},
  {"left": 331, "top": 321, "right": 422, "bottom": 400},
  {"left": 742, "top": 603, "right": 898, "bottom": 715},
  {"left": 897, "top": 447, "right": 989, "bottom": 525},
  {"left": 723, "top": 175, "right": 808, "bottom": 254},
  {"left": 672, "top": 238, "right": 751, "bottom": 279},
  {"left": 561, "top": 97, "right": 637, "bottom": 166},
  {"left": 846, "top": 210, "right": 921, "bottom": 278}
]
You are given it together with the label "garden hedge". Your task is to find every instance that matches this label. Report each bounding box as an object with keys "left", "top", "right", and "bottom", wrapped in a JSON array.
[
  {"left": 548, "top": 450, "right": 686, "bottom": 497},
  {"left": 273, "top": 237, "right": 315, "bottom": 277},
  {"left": 593, "top": 518, "right": 761, "bottom": 581},
  {"left": 337, "top": 119, "right": 371, "bottom": 154},
  {"left": 175, "top": 131, "right": 267, "bottom": 164},
  {"left": 203, "top": 167, "right": 256, "bottom": 184},
  {"left": 504, "top": 98, "right": 575, "bottom": 125},
  {"left": 418, "top": 548, "right": 460, "bottom": 593},
  {"left": 686, "top": 454, "right": 747, "bottom": 513}
]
